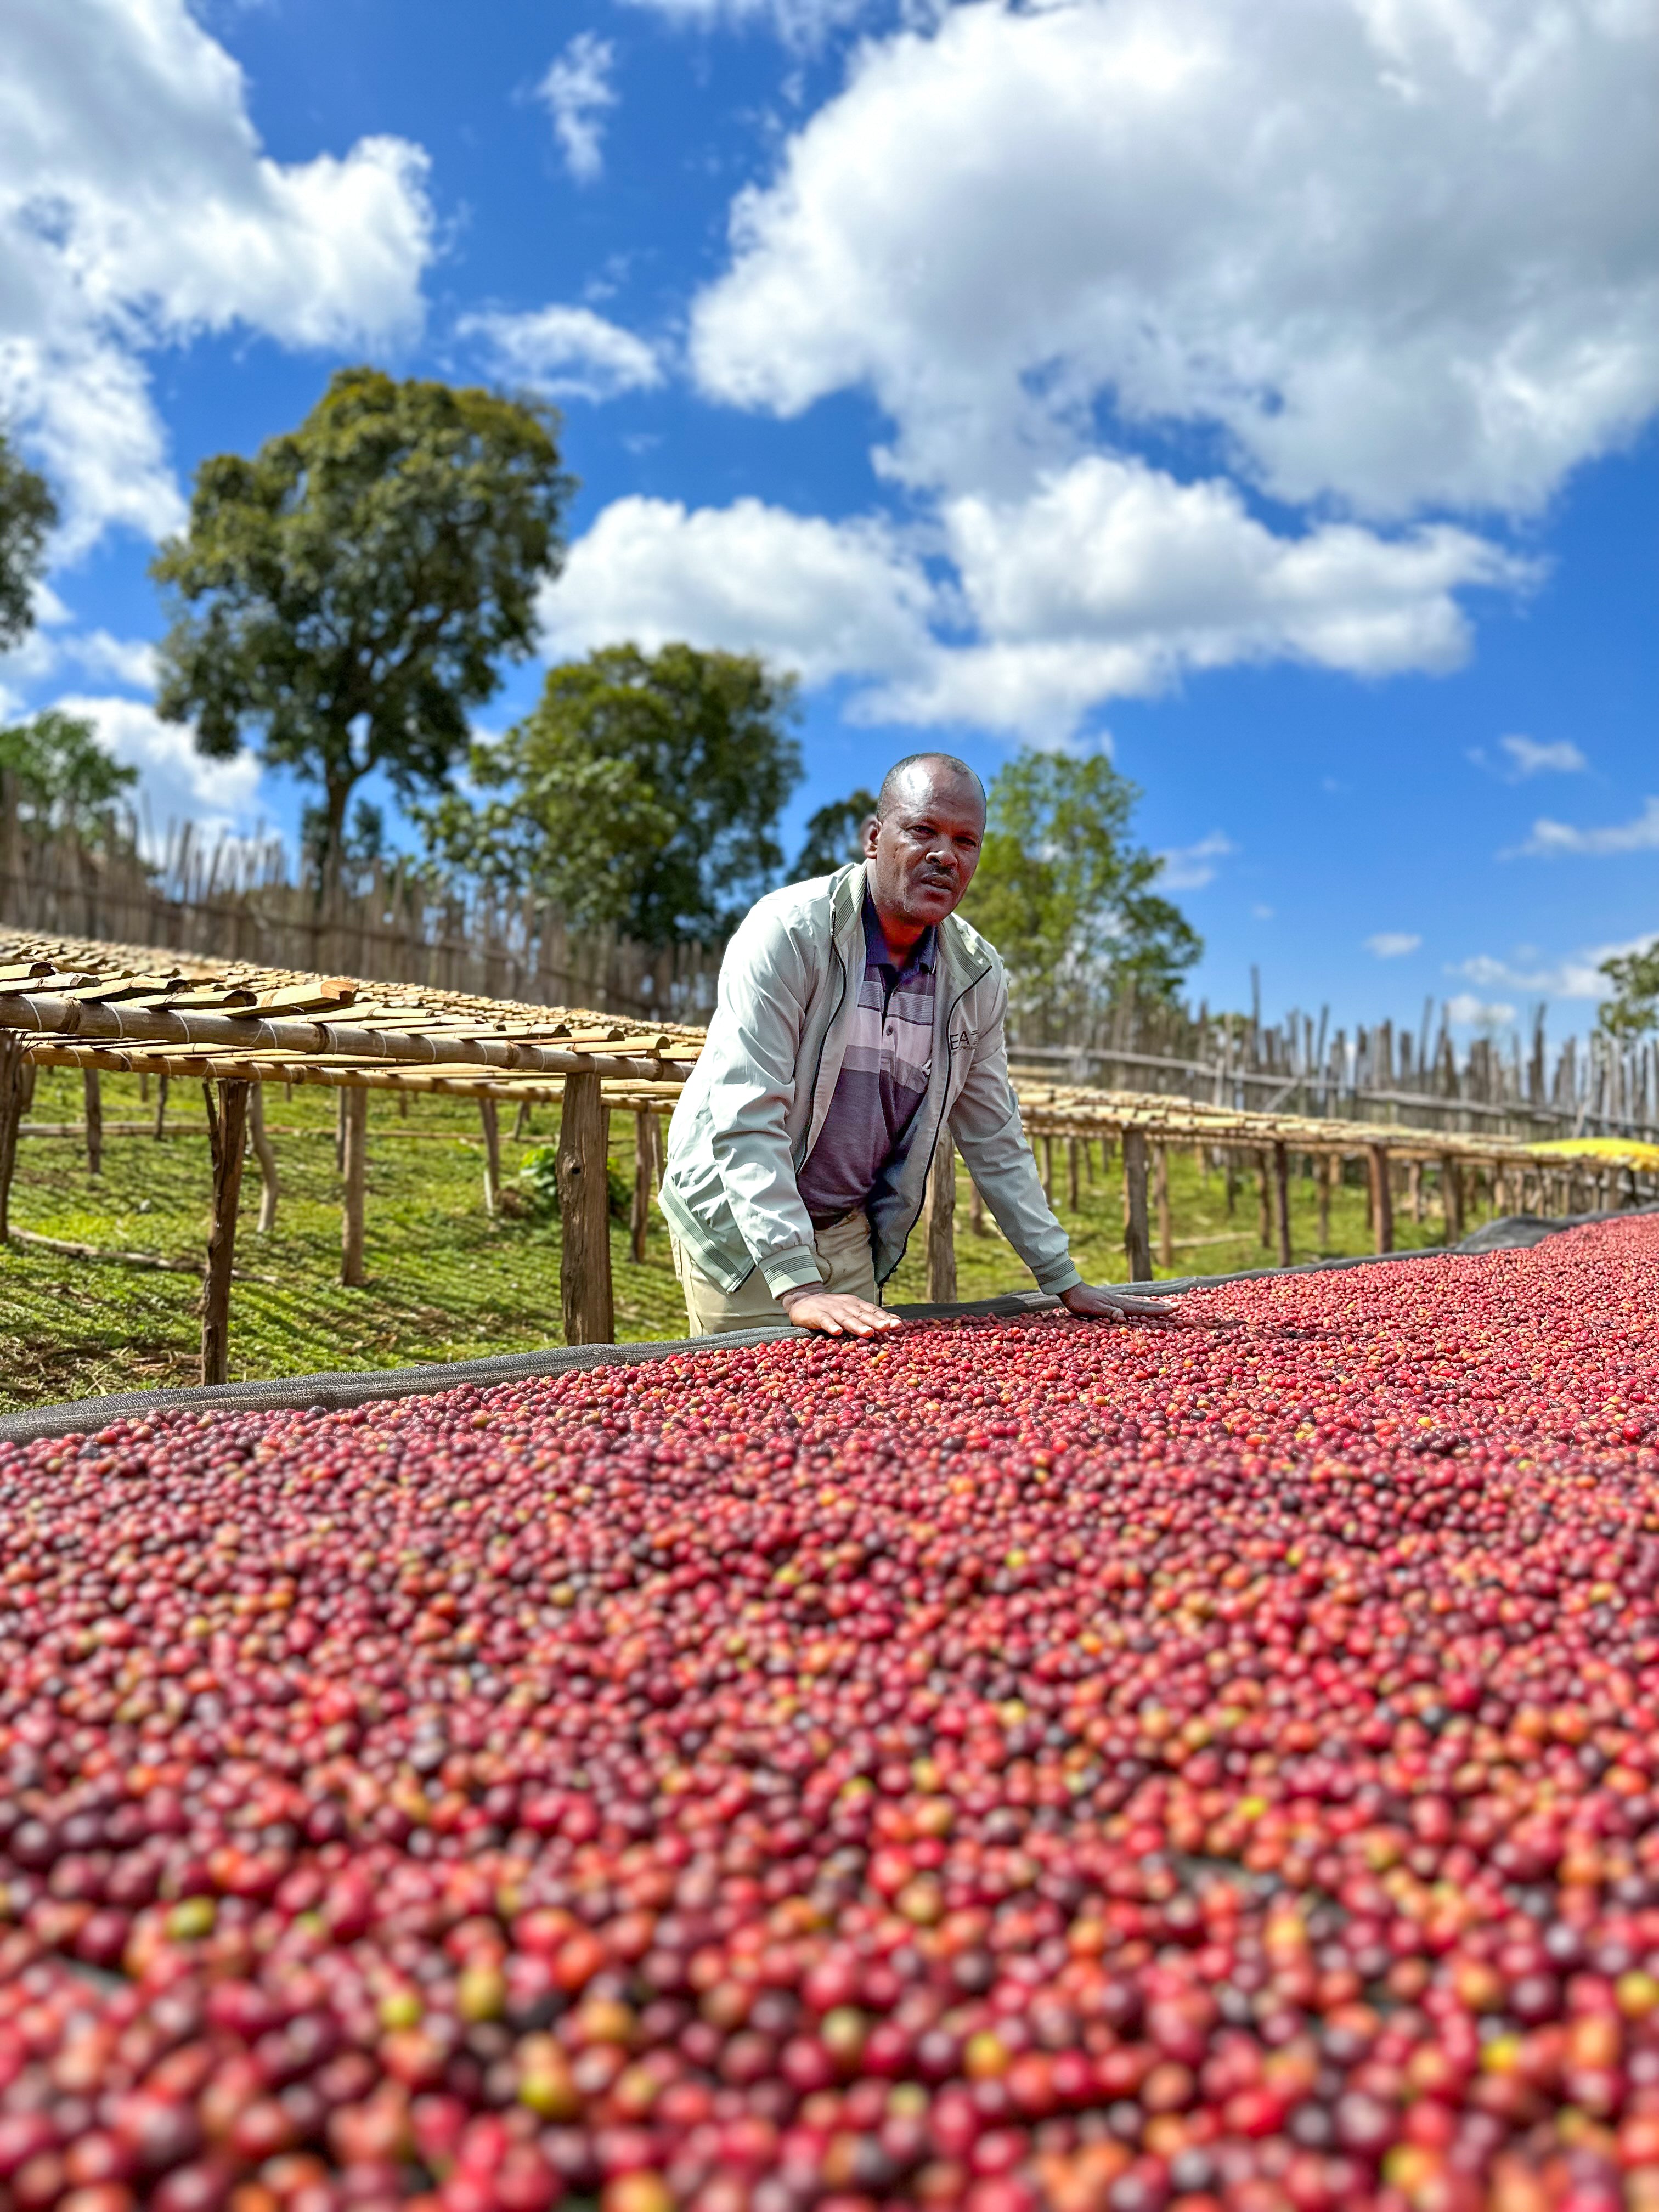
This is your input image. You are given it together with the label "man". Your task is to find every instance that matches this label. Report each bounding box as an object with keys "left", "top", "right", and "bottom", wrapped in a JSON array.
[{"left": 659, "top": 752, "right": 1179, "bottom": 1336}]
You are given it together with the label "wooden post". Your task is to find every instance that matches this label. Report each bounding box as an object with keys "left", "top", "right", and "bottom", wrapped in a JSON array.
[
  {"left": 0, "top": 1032, "right": 24, "bottom": 1244},
  {"left": 340, "top": 1086, "right": 368, "bottom": 1288},
  {"left": 969, "top": 1177, "right": 986, "bottom": 1237},
  {"left": 631, "top": 1109, "right": 652, "bottom": 1264},
  {"left": 1122, "top": 1127, "right": 1152, "bottom": 1283},
  {"left": 138, "top": 1069, "right": 149, "bottom": 1105},
  {"left": 479, "top": 1097, "right": 502, "bottom": 1217},
  {"left": 1155, "top": 1143, "right": 1173, "bottom": 1267},
  {"left": 200, "top": 1079, "right": 249, "bottom": 1387},
  {"left": 153, "top": 1073, "right": 168, "bottom": 1140},
  {"left": 1272, "top": 1140, "right": 1291, "bottom": 1268},
  {"left": 926, "top": 1122, "right": 957, "bottom": 1304},
  {"left": 557, "top": 1069, "right": 614, "bottom": 1345},
  {"left": 1369, "top": 1145, "right": 1394, "bottom": 1253},
  {"left": 398, "top": 1087, "right": 409, "bottom": 1119},
  {"left": 514, "top": 1096, "right": 533, "bottom": 1142},
  {"left": 249, "top": 1082, "right": 279, "bottom": 1233},
  {"left": 83, "top": 1068, "right": 103, "bottom": 1177},
  {"left": 1041, "top": 1133, "right": 1054, "bottom": 1203},
  {"left": 1257, "top": 1151, "right": 1272, "bottom": 1248},
  {"left": 1066, "top": 1137, "right": 1080, "bottom": 1213},
  {"left": 1408, "top": 1159, "right": 1423, "bottom": 1223},
  {"left": 1224, "top": 1152, "right": 1237, "bottom": 1217},
  {"left": 1317, "top": 1155, "right": 1333, "bottom": 1249},
  {"left": 1440, "top": 1156, "right": 1463, "bottom": 1240},
  {"left": 335, "top": 1086, "right": 348, "bottom": 1174},
  {"left": 1083, "top": 1139, "right": 1094, "bottom": 1188}
]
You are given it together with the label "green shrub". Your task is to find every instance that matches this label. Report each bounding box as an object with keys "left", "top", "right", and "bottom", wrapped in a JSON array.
[{"left": 519, "top": 1144, "right": 631, "bottom": 1223}]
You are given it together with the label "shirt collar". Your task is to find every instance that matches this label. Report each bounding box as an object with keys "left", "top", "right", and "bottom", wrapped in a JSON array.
[{"left": 862, "top": 891, "right": 938, "bottom": 974}]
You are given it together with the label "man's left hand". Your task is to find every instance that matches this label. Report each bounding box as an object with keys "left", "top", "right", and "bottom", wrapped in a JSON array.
[{"left": 1059, "top": 1282, "right": 1191, "bottom": 1325}]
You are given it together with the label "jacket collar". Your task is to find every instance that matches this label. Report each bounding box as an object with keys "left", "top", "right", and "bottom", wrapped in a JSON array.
[{"left": 830, "top": 861, "right": 989, "bottom": 993}]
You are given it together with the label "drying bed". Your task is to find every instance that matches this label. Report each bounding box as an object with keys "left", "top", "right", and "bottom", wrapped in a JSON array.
[{"left": 1, "top": 1217, "right": 1657, "bottom": 2211}]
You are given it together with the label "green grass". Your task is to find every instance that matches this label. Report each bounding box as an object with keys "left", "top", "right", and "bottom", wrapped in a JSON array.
[{"left": 0, "top": 1069, "right": 1469, "bottom": 1412}]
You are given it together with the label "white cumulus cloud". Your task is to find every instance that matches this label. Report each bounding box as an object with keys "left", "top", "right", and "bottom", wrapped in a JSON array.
[
  {"left": 0, "top": 0, "right": 434, "bottom": 551},
  {"left": 1499, "top": 734, "right": 1590, "bottom": 778},
  {"left": 1454, "top": 937, "right": 1657, "bottom": 1000},
  {"left": 1367, "top": 932, "right": 1423, "bottom": 958},
  {"left": 460, "top": 306, "right": 663, "bottom": 402},
  {"left": 614, "top": 0, "right": 874, "bottom": 44},
  {"left": 1517, "top": 797, "right": 1659, "bottom": 857},
  {"left": 50, "top": 693, "right": 265, "bottom": 844},
  {"left": 537, "top": 33, "right": 617, "bottom": 184},
  {"left": 690, "top": 0, "right": 1659, "bottom": 516},
  {"left": 1156, "top": 831, "right": 1235, "bottom": 891},
  {"left": 1447, "top": 992, "right": 1517, "bottom": 1029}
]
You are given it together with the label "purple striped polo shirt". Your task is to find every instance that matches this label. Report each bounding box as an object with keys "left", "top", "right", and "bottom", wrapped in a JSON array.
[{"left": 797, "top": 895, "right": 938, "bottom": 1228}]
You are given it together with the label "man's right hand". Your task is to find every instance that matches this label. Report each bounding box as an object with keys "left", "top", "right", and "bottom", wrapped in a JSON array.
[{"left": 778, "top": 1286, "right": 902, "bottom": 1336}]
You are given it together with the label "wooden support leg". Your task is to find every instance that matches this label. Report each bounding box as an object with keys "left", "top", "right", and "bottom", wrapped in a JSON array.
[
  {"left": 1409, "top": 1159, "right": 1423, "bottom": 1223},
  {"left": 1083, "top": 1139, "right": 1094, "bottom": 1188},
  {"left": 1225, "top": 1152, "right": 1238, "bottom": 1217},
  {"left": 1257, "top": 1152, "right": 1272, "bottom": 1249},
  {"left": 0, "top": 1033, "right": 24, "bottom": 1245},
  {"left": 139, "top": 1070, "right": 149, "bottom": 1104},
  {"left": 249, "top": 1081, "right": 279, "bottom": 1233},
  {"left": 201, "top": 1079, "right": 249, "bottom": 1387},
  {"left": 926, "top": 1122, "right": 957, "bottom": 1305},
  {"left": 478, "top": 1097, "right": 502, "bottom": 1217},
  {"left": 398, "top": 1088, "right": 409, "bottom": 1119},
  {"left": 153, "top": 1073, "right": 168, "bottom": 1140},
  {"left": 558, "top": 1069, "right": 614, "bottom": 1345},
  {"left": 969, "top": 1178, "right": 986, "bottom": 1237},
  {"left": 1273, "top": 1140, "right": 1292, "bottom": 1267},
  {"left": 1441, "top": 1156, "right": 1463, "bottom": 1241},
  {"left": 340, "top": 1087, "right": 368, "bottom": 1288},
  {"left": 1041, "top": 1133, "right": 1054, "bottom": 1203},
  {"left": 514, "top": 1096, "right": 532, "bottom": 1142},
  {"left": 335, "top": 1086, "right": 348, "bottom": 1175},
  {"left": 1067, "top": 1136, "right": 1080, "bottom": 1213},
  {"left": 631, "top": 1109, "right": 651, "bottom": 1265},
  {"left": 1317, "top": 1155, "right": 1333, "bottom": 1250},
  {"left": 1122, "top": 1127, "right": 1152, "bottom": 1284},
  {"left": 1155, "top": 1143, "right": 1173, "bottom": 1267},
  {"left": 1369, "top": 1146, "right": 1394, "bottom": 1253},
  {"left": 83, "top": 1068, "right": 103, "bottom": 1177}
]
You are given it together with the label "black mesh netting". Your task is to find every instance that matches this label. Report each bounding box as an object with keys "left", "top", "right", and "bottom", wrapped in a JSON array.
[{"left": 1, "top": 1212, "right": 1644, "bottom": 1444}]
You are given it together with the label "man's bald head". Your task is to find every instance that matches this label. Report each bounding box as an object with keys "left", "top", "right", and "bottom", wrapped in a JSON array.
[{"left": 876, "top": 752, "right": 986, "bottom": 825}]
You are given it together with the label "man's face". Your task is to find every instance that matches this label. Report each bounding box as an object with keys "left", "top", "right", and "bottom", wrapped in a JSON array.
[{"left": 862, "top": 768, "right": 985, "bottom": 929}]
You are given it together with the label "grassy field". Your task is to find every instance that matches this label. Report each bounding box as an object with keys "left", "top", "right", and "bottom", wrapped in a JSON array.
[{"left": 0, "top": 1065, "right": 1464, "bottom": 1412}]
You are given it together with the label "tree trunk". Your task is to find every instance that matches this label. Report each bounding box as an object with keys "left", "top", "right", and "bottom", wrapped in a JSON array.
[
  {"left": 83, "top": 1068, "right": 103, "bottom": 1176},
  {"left": 926, "top": 1122, "right": 957, "bottom": 1305},
  {"left": 558, "top": 1071, "right": 614, "bottom": 1345},
  {"left": 340, "top": 1086, "right": 368, "bottom": 1287},
  {"left": 1122, "top": 1127, "right": 1152, "bottom": 1284},
  {"left": 479, "top": 1097, "right": 502, "bottom": 1216},
  {"left": 0, "top": 1033, "right": 25, "bottom": 1244},
  {"left": 249, "top": 1081, "right": 279, "bottom": 1233},
  {"left": 201, "top": 1080, "right": 250, "bottom": 1387}
]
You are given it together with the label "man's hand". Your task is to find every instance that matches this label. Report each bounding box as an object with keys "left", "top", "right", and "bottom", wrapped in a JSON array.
[
  {"left": 1060, "top": 1282, "right": 1190, "bottom": 1326},
  {"left": 778, "top": 1286, "right": 903, "bottom": 1337}
]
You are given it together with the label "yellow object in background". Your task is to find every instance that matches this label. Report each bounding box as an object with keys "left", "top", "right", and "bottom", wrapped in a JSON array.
[{"left": 1532, "top": 1136, "right": 1659, "bottom": 1172}]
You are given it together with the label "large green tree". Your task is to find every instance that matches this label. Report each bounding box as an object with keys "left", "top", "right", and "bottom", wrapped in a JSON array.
[
  {"left": 423, "top": 642, "right": 802, "bottom": 946},
  {"left": 0, "top": 709, "right": 136, "bottom": 837},
  {"left": 794, "top": 787, "right": 877, "bottom": 878},
  {"left": 0, "top": 433, "right": 58, "bottom": 652},
  {"left": 150, "top": 366, "right": 572, "bottom": 883},
  {"left": 961, "top": 747, "right": 1201, "bottom": 1011},
  {"left": 1599, "top": 941, "right": 1659, "bottom": 1039}
]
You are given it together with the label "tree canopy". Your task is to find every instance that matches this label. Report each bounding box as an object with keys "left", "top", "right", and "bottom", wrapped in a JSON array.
[
  {"left": 794, "top": 787, "right": 877, "bottom": 878},
  {"left": 0, "top": 709, "right": 136, "bottom": 838},
  {"left": 960, "top": 747, "right": 1201, "bottom": 1011},
  {"left": 422, "top": 642, "right": 802, "bottom": 947},
  {"left": 0, "top": 433, "right": 58, "bottom": 653},
  {"left": 1599, "top": 940, "right": 1659, "bottom": 1039},
  {"left": 151, "top": 366, "right": 572, "bottom": 883}
]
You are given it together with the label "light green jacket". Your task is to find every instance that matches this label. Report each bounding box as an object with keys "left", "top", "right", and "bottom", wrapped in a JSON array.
[{"left": 658, "top": 862, "right": 1082, "bottom": 1302}]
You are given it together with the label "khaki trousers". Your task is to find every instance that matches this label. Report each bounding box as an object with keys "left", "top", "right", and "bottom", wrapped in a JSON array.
[{"left": 669, "top": 1210, "right": 878, "bottom": 1335}]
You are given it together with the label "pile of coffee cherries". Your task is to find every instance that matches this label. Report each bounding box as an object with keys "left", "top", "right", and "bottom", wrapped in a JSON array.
[{"left": 2, "top": 1217, "right": 1658, "bottom": 2212}]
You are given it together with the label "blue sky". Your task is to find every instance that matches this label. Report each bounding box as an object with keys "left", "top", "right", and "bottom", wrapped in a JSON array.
[{"left": 3, "top": 0, "right": 1655, "bottom": 1038}]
